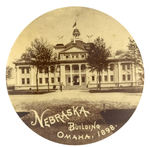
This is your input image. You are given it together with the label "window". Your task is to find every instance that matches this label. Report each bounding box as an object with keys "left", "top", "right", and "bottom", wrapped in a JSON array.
[
  {"left": 26, "top": 68, "right": 30, "bottom": 74},
  {"left": 127, "top": 74, "right": 131, "bottom": 81},
  {"left": 65, "top": 65, "right": 70, "bottom": 71},
  {"left": 45, "top": 78, "right": 48, "bottom": 83},
  {"left": 39, "top": 68, "right": 43, "bottom": 73},
  {"left": 92, "top": 76, "right": 95, "bottom": 81},
  {"left": 104, "top": 75, "right": 108, "bottom": 81},
  {"left": 72, "top": 65, "right": 79, "bottom": 70},
  {"left": 27, "top": 78, "right": 30, "bottom": 84},
  {"left": 22, "top": 78, "right": 25, "bottom": 84},
  {"left": 82, "top": 77, "right": 85, "bottom": 83},
  {"left": 122, "top": 75, "right": 126, "bottom": 81},
  {"left": 104, "top": 67, "right": 108, "bottom": 72},
  {"left": 122, "top": 64, "right": 125, "bottom": 70},
  {"left": 21, "top": 68, "right": 25, "bottom": 74},
  {"left": 81, "top": 54, "right": 85, "bottom": 58},
  {"left": 68, "top": 77, "right": 71, "bottom": 83},
  {"left": 66, "top": 55, "right": 69, "bottom": 59},
  {"left": 81, "top": 64, "right": 86, "bottom": 71},
  {"left": 110, "top": 75, "right": 114, "bottom": 81},
  {"left": 110, "top": 64, "right": 114, "bottom": 71},
  {"left": 127, "top": 64, "right": 130, "bottom": 70},
  {"left": 50, "top": 66, "right": 55, "bottom": 73},
  {"left": 60, "top": 54, "right": 63, "bottom": 59},
  {"left": 76, "top": 55, "right": 78, "bottom": 58},
  {"left": 39, "top": 78, "right": 42, "bottom": 84},
  {"left": 58, "top": 77, "right": 60, "bottom": 82},
  {"left": 56, "top": 65, "right": 60, "bottom": 72},
  {"left": 51, "top": 77, "right": 54, "bottom": 83},
  {"left": 45, "top": 68, "right": 48, "bottom": 73}
]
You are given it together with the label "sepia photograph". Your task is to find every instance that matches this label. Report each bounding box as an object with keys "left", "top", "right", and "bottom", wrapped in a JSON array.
[{"left": 6, "top": 7, "right": 144, "bottom": 145}]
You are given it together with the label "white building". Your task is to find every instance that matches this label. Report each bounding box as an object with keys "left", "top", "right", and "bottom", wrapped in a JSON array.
[{"left": 13, "top": 28, "right": 137, "bottom": 90}]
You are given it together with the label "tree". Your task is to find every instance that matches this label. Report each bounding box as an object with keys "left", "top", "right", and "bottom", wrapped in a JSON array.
[
  {"left": 86, "top": 37, "right": 111, "bottom": 90},
  {"left": 21, "top": 38, "right": 55, "bottom": 92},
  {"left": 127, "top": 38, "right": 144, "bottom": 85},
  {"left": 39, "top": 46, "right": 56, "bottom": 92},
  {"left": 6, "top": 66, "right": 13, "bottom": 80}
]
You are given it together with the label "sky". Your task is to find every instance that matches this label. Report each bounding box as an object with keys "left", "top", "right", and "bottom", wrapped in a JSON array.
[{"left": 7, "top": 7, "right": 133, "bottom": 66}]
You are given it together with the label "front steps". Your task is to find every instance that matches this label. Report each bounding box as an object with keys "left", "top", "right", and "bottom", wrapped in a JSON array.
[{"left": 64, "top": 85, "right": 88, "bottom": 90}]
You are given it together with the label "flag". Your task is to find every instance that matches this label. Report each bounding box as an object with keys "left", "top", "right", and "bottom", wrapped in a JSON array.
[{"left": 73, "top": 22, "right": 77, "bottom": 28}]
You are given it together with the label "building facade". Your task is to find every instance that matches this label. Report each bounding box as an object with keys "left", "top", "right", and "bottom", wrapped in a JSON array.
[{"left": 14, "top": 28, "right": 137, "bottom": 90}]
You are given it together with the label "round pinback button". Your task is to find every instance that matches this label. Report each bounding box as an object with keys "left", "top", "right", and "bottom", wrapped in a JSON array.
[{"left": 6, "top": 7, "right": 144, "bottom": 145}]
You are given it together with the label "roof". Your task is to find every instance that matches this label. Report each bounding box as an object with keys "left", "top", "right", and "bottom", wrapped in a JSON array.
[
  {"left": 54, "top": 44, "right": 65, "bottom": 49},
  {"left": 14, "top": 39, "right": 133, "bottom": 65}
]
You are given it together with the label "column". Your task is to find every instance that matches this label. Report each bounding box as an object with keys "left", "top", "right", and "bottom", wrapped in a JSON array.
[
  {"left": 131, "top": 63, "right": 135, "bottom": 86},
  {"left": 15, "top": 66, "right": 18, "bottom": 86},
  {"left": 32, "top": 66, "right": 37, "bottom": 86},
  {"left": 79, "top": 64, "right": 81, "bottom": 86},
  {"left": 85, "top": 64, "right": 88, "bottom": 85},
  {"left": 29, "top": 66, "right": 32, "bottom": 85},
  {"left": 54, "top": 66, "right": 56, "bottom": 85},
  {"left": 70, "top": 64, "right": 73, "bottom": 86},
  {"left": 49, "top": 66, "right": 51, "bottom": 85},
  {"left": 101, "top": 69, "right": 104, "bottom": 88},
  {"left": 16, "top": 66, "right": 20, "bottom": 86},
  {"left": 118, "top": 62, "right": 121, "bottom": 87},
  {"left": 107, "top": 65, "right": 110, "bottom": 82},
  {"left": 60, "top": 65, "right": 66, "bottom": 86}
]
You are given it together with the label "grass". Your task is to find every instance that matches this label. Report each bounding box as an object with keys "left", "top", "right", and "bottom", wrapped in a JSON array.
[
  {"left": 89, "top": 86, "right": 143, "bottom": 93},
  {"left": 9, "top": 91, "right": 141, "bottom": 145},
  {"left": 19, "top": 101, "right": 128, "bottom": 145}
]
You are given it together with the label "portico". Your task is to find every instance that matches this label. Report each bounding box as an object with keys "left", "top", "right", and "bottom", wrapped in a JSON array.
[{"left": 61, "top": 63, "right": 87, "bottom": 86}]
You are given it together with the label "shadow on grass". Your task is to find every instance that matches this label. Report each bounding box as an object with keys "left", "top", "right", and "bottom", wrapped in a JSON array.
[
  {"left": 17, "top": 112, "right": 30, "bottom": 117},
  {"left": 8, "top": 89, "right": 56, "bottom": 95},
  {"left": 89, "top": 86, "right": 143, "bottom": 93},
  {"left": 101, "top": 108, "right": 135, "bottom": 124}
]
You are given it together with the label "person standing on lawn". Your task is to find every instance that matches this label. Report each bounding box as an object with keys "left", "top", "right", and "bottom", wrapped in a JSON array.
[{"left": 60, "top": 82, "right": 64, "bottom": 92}]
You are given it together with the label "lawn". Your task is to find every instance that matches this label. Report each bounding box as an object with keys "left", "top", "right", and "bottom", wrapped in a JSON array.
[{"left": 9, "top": 90, "right": 142, "bottom": 145}]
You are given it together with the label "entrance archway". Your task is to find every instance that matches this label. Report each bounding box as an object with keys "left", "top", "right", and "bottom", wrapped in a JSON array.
[{"left": 73, "top": 75, "right": 79, "bottom": 85}]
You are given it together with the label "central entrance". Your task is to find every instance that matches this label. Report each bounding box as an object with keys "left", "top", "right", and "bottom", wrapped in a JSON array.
[
  {"left": 73, "top": 75, "right": 79, "bottom": 85},
  {"left": 65, "top": 64, "right": 87, "bottom": 87}
]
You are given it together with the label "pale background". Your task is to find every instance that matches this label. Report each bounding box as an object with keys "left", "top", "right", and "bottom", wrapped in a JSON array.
[
  {"left": 0, "top": 0, "right": 150, "bottom": 147},
  {"left": 8, "top": 6, "right": 133, "bottom": 66}
]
